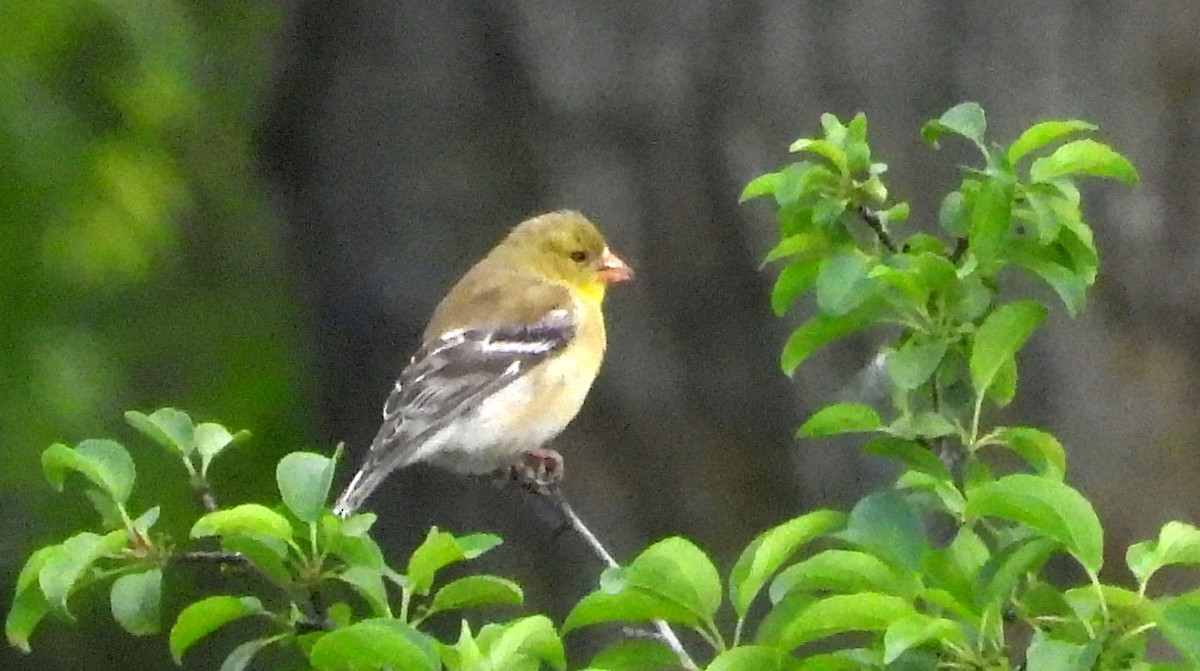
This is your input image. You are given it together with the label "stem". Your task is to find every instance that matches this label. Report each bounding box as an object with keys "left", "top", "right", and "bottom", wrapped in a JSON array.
[
  {"left": 177, "top": 551, "right": 332, "bottom": 631},
  {"left": 949, "top": 236, "right": 968, "bottom": 263},
  {"left": 1087, "top": 569, "right": 1111, "bottom": 627},
  {"left": 399, "top": 587, "right": 412, "bottom": 624},
  {"left": 541, "top": 485, "right": 699, "bottom": 671},
  {"left": 858, "top": 206, "right": 899, "bottom": 253},
  {"left": 731, "top": 616, "right": 745, "bottom": 648},
  {"left": 690, "top": 621, "right": 723, "bottom": 654},
  {"left": 969, "top": 394, "right": 985, "bottom": 446},
  {"left": 188, "top": 470, "right": 218, "bottom": 512}
]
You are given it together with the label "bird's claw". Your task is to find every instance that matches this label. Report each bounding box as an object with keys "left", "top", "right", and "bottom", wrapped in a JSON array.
[{"left": 508, "top": 448, "right": 563, "bottom": 491}]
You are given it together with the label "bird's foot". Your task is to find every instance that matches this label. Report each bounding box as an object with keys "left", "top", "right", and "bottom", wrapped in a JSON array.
[{"left": 507, "top": 448, "right": 563, "bottom": 493}]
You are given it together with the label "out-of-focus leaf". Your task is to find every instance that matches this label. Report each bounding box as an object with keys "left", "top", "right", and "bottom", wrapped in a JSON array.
[
  {"left": 42, "top": 439, "right": 136, "bottom": 504},
  {"left": 729, "top": 509, "right": 845, "bottom": 617},
  {"left": 966, "top": 474, "right": 1103, "bottom": 573},
  {"left": 170, "top": 596, "right": 264, "bottom": 664},
  {"left": 110, "top": 568, "right": 162, "bottom": 635},
  {"left": 797, "top": 403, "right": 882, "bottom": 437},
  {"left": 191, "top": 504, "right": 293, "bottom": 543}
]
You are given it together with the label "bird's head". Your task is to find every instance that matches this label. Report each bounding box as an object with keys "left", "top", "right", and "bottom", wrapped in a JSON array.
[{"left": 499, "top": 211, "right": 633, "bottom": 302}]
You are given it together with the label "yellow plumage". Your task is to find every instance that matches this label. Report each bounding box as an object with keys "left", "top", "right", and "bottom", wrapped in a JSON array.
[{"left": 333, "top": 210, "right": 632, "bottom": 516}]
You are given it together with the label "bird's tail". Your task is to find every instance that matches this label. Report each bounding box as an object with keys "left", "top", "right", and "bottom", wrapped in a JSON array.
[{"left": 332, "top": 462, "right": 389, "bottom": 518}]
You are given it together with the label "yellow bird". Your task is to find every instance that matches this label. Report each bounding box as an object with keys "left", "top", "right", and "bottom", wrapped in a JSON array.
[{"left": 333, "top": 211, "right": 633, "bottom": 517}]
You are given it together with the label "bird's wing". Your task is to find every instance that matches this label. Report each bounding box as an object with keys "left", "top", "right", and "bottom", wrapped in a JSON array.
[
  {"left": 371, "top": 304, "right": 576, "bottom": 460},
  {"left": 332, "top": 270, "right": 577, "bottom": 518}
]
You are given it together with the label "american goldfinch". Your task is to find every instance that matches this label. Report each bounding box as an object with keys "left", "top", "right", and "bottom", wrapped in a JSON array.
[{"left": 333, "top": 210, "right": 633, "bottom": 517}]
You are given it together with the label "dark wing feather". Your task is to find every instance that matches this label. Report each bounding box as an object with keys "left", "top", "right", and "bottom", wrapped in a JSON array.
[{"left": 370, "top": 307, "right": 576, "bottom": 458}]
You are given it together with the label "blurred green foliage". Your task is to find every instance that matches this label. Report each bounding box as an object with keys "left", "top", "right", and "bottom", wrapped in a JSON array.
[{"left": 0, "top": 0, "right": 300, "bottom": 667}]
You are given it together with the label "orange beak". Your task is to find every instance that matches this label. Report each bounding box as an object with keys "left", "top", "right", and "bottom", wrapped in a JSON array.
[{"left": 596, "top": 247, "right": 634, "bottom": 283}]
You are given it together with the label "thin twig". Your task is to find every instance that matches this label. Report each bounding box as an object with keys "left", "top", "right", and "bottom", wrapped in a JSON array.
[
  {"left": 177, "top": 551, "right": 333, "bottom": 631},
  {"left": 949, "top": 236, "right": 968, "bottom": 263},
  {"left": 188, "top": 472, "right": 218, "bottom": 512},
  {"left": 857, "top": 206, "right": 899, "bottom": 253},
  {"left": 539, "top": 484, "right": 700, "bottom": 671}
]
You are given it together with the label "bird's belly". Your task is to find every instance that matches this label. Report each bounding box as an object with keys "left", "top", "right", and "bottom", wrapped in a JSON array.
[{"left": 423, "top": 355, "right": 596, "bottom": 474}]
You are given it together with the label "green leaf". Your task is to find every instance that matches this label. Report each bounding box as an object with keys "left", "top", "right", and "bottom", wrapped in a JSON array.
[
  {"left": 623, "top": 537, "right": 722, "bottom": 622},
  {"left": 887, "top": 412, "right": 958, "bottom": 441},
  {"left": 834, "top": 490, "right": 928, "bottom": 571},
  {"left": 740, "top": 172, "right": 780, "bottom": 202},
  {"left": 706, "top": 646, "right": 787, "bottom": 671},
  {"left": 1029, "top": 139, "right": 1139, "bottom": 185},
  {"left": 340, "top": 512, "right": 377, "bottom": 538},
  {"left": 770, "top": 549, "right": 910, "bottom": 603},
  {"left": 863, "top": 437, "right": 951, "bottom": 481},
  {"left": 195, "top": 423, "right": 249, "bottom": 478},
  {"left": 110, "top": 569, "right": 162, "bottom": 636},
  {"left": 938, "top": 192, "right": 968, "bottom": 236},
  {"left": 973, "top": 536, "right": 1059, "bottom": 608},
  {"left": 1127, "top": 521, "right": 1200, "bottom": 588},
  {"left": 585, "top": 640, "right": 678, "bottom": 671},
  {"left": 431, "top": 575, "right": 523, "bottom": 613},
  {"left": 763, "top": 231, "right": 828, "bottom": 264},
  {"left": 816, "top": 254, "right": 875, "bottom": 316},
  {"left": 770, "top": 259, "right": 820, "bottom": 316},
  {"left": 967, "top": 177, "right": 1013, "bottom": 264},
  {"left": 774, "top": 161, "right": 836, "bottom": 209},
  {"left": 1159, "top": 591, "right": 1200, "bottom": 666},
  {"left": 1024, "top": 629, "right": 1102, "bottom": 671},
  {"left": 1007, "top": 120, "right": 1098, "bottom": 164},
  {"left": 790, "top": 138, "right": 849, "bottom": 175},
  {"left": 990, "top": 427, "right": 1067, "bottom": 479},
  {"left": 308, "top": 619, "right": 439, "bottom": 671},
  {"left": 6, "top": 547, "right": 52, "bottom": 651},
  {"left": 966, "top": 474, "right": 1104, "bottom": 573},
  {"left": 563, "top": 588, "right": 700, "bottom": 632},
  {"left": 276, "top": 451, "right": 336, "bottom": 523},
  {"left": 328, "top": 528, "right": 387, "bottom": 571},
  {"left": 729, "top": 509, "right": 846, "bottom": 617},
  {"left": 780, "top": 305, "right": 877, "bottom": 375},
  {"left": 125, "top": 408, "right": 195, "bottom": 456},
  {"left": 970, "top": 300, "right": 1047, "bottom": 398},
  {"left": 797, "top": 403, "right": 882, "bottom": 437},
  {"left": 406, "top": 528, "right": 502, "bottom": 595},
  {"left": 42, "top": 439, "right": 136, "bottom": 504},
  {"left": 921, "top": 528, "right": 989, "bottom": 613},
  {"left": 445, "top": 621, "right": 486, "bottom": 671},
  {"left": 1011, "top": 250, "right": 1088, "bottom": 316},
  {"left": 219, "top": 635, "right": 284, "bottom": 671},
  {"left": 220, "top": 534, "right": 292, "bottom": 586},
  {"left": 337, "top": 566, "right": 392, "bottom": 617},
  {"left": 947, "top": 274, "right": 993, "bottom": 322},
  {"left": 191, "top": 504, "right": 294, "bottom": 543},
  {"left": 922, "top": 102, "right": 987, "bottom": 148},
  {"left": 758, "top": 592, "right": 916, "bottom": 650},
  {"left": 986, "top": 355, "right": 1018, "bottom": 407},
  {"left": 486, "top": 615, "right": 565, "bottom": 671},
  {"left": 170, "top": 596, "right": 264, "bottom": 664},
  {"left": 38, "top": 530, "right": 128, "bottom": 618},
  {"left": 888, "top": 340, "right": 948, "bottom": 391},
  {"left": 879, "top": 201, "right": 910, "bottom": 225},
  {"left": 883, "top": 614, "right": 963, "bottom": 663}
]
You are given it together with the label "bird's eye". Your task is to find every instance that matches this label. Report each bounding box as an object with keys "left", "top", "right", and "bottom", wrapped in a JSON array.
[{"left": 569, "top": 250, "right": 588, "bottom": 262}]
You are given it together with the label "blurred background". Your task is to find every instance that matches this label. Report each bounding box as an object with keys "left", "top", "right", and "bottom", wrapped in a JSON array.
[{"left": 4, "top": 2, "right": 1200, "bottom": 668}]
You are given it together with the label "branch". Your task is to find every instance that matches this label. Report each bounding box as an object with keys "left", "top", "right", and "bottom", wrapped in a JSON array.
[
  {"left": 538, "top": 484, "right": 700, "bottom": 671},
  {"left": 176, "top": 551, "right": 333, "bottom": 631},
  {"left": 857, "top": 206, "right": 899, "bottom": 253},
  {"left": 188, "top": 472, "right": 218, "bottom": 513},
  {"left": 949, "top": 236, "right": 968, "bottom": 263}
]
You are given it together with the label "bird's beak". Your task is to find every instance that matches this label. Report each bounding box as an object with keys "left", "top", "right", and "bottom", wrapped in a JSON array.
[{"left": 596, "top": 247, "right": 634, "bottom": 283}]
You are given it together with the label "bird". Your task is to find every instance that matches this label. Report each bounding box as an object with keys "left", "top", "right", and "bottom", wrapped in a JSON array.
[{"left": 332, "top": 210, "right": 633, "bottom": 517}]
